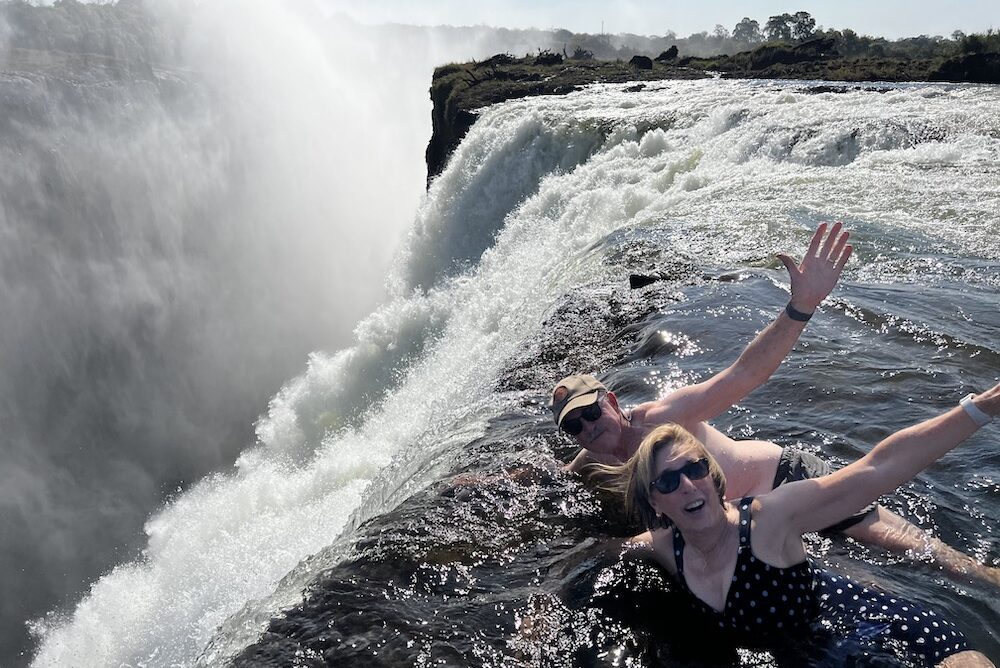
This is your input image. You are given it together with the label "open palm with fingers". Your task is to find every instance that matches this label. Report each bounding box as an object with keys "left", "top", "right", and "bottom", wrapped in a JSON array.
[{"left": 777, "top": 222, "right": 853, "bottom": 314}]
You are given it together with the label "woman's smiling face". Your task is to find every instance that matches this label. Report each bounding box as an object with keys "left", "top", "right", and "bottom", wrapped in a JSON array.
[{"left": 648, "top": 442, "right": 721, "bottom": 527}]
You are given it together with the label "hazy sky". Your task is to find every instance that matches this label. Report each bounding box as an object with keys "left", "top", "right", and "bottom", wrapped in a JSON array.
[{"left": 327, "top": 0, "right": 997, "bottom": 40}]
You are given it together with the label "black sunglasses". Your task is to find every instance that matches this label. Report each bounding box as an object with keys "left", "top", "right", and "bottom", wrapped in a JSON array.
[
  {"left": 560, "top": 402, "right": 602, "bottom": 436},
  {"left": 649, "top": 458, "right": 710, "bottom": 494}
]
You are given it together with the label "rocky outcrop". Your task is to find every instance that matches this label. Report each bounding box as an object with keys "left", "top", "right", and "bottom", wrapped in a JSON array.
[
  {"left": 629, "top": 55, "right": 653, "bottom": 70},
  {"left": 426, "top": 68, "right": 481, "bottom": 190},
  {"left": 655, "top": 46, "right": 679, "bottom": 62},
  {"left": 425, "top": 56, "right": 707, "bottom": 184},
  {"left": 426, "top": 46, "right": 1000, "bottom": 185},
  {"left": 931, "top": 52, "right": 1000, "bottom": 84}
]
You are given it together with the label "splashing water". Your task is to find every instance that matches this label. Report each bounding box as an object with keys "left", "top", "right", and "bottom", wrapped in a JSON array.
[{"left": 30, "top": 79, "right": 1000, "bottom": 665}]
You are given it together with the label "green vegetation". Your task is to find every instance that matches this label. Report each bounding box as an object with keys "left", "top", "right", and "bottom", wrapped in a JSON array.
[
  {"left": 429, "top": 17, "right": 1000, "bottom": 148},
  {"left": 4, "top": 2, "right": 996, "bottom": 68},
  {"left": 426, "top": 19, "right": 1000, "bottom": 181},
  {"left": 511, "top": 11, "right": 1000, "bottom": 63},
  {"left": 430, "top": 53, "right": 703, "bottom": 116}
]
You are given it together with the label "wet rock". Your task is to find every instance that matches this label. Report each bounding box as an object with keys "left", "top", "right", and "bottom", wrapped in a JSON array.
[{"left": 629, "top": 55, "right": 653, "bottom": 70}]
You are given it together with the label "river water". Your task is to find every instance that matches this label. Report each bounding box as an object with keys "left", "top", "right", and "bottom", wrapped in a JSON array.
[{"left": 30, "top": 79, "right": 1000, "bottom": 666}]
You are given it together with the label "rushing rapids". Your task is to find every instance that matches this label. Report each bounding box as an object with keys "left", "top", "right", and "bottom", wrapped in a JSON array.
[{"left": 29, "top": 79, "right": 1000, "bottom": 666}]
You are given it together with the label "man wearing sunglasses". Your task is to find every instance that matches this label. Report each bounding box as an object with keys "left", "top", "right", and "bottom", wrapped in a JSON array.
[{"left": 551, "top": 222, "right": 1000, "bottom": 588}]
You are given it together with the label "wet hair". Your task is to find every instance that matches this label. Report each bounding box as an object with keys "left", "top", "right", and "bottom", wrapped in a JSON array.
[{"left": 592, "top": 423, "right": 727, "bottom": 530}]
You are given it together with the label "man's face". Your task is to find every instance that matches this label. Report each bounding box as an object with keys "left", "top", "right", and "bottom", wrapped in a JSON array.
[{"left": 562, "top": 395, "right": 622, "bottom": 456}]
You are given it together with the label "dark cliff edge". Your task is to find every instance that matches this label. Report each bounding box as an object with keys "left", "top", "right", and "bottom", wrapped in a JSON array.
[
  {"left": 426, "top": 54, "right": 708, "bottom": 187},
  {"left": 426, "top": 40, "right": 1000, "bottom": 184}
]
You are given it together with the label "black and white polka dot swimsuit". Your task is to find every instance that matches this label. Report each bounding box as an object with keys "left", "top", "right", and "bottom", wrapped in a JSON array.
[
  {"left": 814, "top": 570, "right": 970, "bottom": 664},
  {"left": 671, "top": 497, "right": 972, "bottom": 664},
  {"left": 671, "top": 496, "right": 817, "bottom": 645}
]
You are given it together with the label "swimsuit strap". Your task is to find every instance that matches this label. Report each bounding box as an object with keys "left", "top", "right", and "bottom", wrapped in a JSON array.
[
  {"left": 671, "top": 525, "right": 688, "bottom": 588},
  {"left": 737, "top": 496, "right": 754, "bottom": 551}
]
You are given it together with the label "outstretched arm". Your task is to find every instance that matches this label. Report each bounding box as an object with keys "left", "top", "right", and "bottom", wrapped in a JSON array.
[
  {"left": 775, "top": 385, "right": 1000, "bottom": 535},
  {"left": 564, "top": 447, "right": 621, "bottom": 473},
  {"left": 652, "top": 223, "right": 853, "bottom": 426}
]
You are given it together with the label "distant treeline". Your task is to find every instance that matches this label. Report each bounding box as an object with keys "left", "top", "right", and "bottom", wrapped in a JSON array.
[
  {"left": 547, "top": 11, "right": 1000, "bottom": 61},
  {"left": 1, "top": 1, "right": 998, "bottom": 65}
]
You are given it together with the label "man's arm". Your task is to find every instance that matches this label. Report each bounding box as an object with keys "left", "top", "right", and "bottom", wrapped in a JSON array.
[
  {"left": 564, "top": 447, "right": 624, "bottom": 473},
  {"left": 442, "top": 461, "right": 559, "bottom": 498},
  {"left": 648, "top": 223, "right": 852, "bottom": 426}
]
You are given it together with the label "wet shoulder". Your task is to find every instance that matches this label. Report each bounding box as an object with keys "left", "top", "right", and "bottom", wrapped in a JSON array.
[
  {"left": 630, "top": 399, "right": 686, "bottom": 429},
  {"left": 746, "top": 492, "right": 808, "bottom": 567},
  {"left": 628, "top": 528, "right": 678, "bottom": 576}
]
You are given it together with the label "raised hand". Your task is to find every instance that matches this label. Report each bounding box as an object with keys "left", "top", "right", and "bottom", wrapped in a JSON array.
[{"left": 777, "top": 222, "right": 852, "bottom": 314}]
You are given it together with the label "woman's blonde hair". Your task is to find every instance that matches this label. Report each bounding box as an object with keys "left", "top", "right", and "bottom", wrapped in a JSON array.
[{"left": 592, "top": 423, "right": 726, "bottom": 530}]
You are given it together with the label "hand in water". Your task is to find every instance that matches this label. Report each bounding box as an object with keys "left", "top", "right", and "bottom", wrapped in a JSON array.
[{"left": 440, "top": 465, "right": 557, "bottom": 501}]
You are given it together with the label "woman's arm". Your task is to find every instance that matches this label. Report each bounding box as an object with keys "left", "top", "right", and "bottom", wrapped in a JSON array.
[
  {"left": 624, "top": 530, "right": 680, "bottom": 575},
  {"left": 769, "top": 385, "right": 1000, "bottom": 535}
]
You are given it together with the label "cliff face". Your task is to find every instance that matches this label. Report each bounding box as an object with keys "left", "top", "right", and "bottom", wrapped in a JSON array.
[
  {"left": 425, "top": 56, "right": 707, "bottom": 184},
  {"left": 425, "top": 45, "right": 1000, "bottom": 185},
  {"left": 426, "top": 69, "right": 480, "bottom": 189}
]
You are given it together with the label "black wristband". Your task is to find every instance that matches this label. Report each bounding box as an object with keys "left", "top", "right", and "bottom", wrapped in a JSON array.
[{"left": 785, "top": 302, "right": 813, "bottom": 322}]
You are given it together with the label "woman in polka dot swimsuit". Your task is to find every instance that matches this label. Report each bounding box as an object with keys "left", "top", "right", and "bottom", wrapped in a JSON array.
[{"left": 600, "top": 385, "right": 1000, "bottom": 666}]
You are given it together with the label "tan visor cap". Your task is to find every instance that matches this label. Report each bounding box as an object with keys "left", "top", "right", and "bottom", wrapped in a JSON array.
[{"left": 551, "top": 374, "right": 607, "bottom": 426}]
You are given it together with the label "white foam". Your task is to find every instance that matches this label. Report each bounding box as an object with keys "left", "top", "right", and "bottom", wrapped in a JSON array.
[{"left": 31, "top": 78, "right": 1000, "bottom": 666}]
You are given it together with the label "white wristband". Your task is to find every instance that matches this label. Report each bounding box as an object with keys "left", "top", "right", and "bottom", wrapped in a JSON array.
[{"left": 960, "top": 393, "right": 992, "bottom": 427}]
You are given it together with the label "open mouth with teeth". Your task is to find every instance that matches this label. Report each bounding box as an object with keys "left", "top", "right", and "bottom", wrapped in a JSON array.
[{"left": 684, "top": 500, "right": 705, "bottom": 513}]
